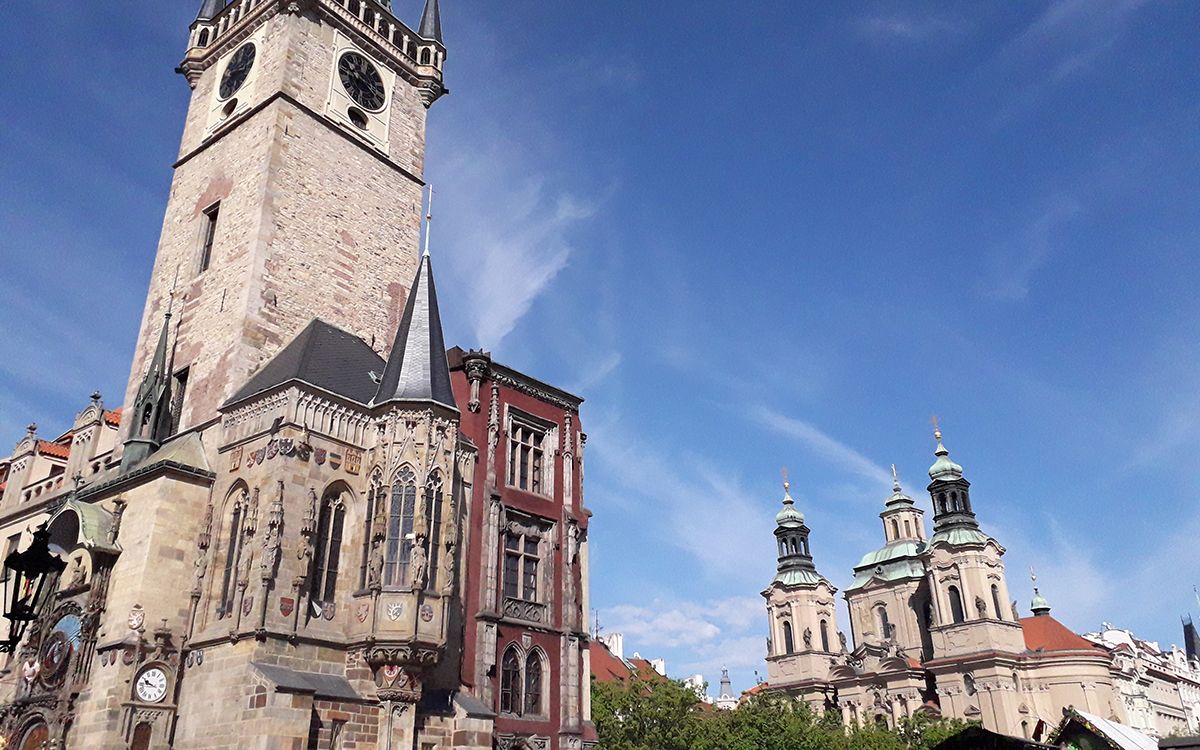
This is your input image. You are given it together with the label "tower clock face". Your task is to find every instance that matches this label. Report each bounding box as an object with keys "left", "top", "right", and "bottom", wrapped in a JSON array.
[
  {"left": 219, "top": 43, "right": 256, "bottom": 100},
  {"left": 338, "top": 52, "right": 386, "bottom": 111},
  {"left": 135, "top": 666, "right": 169, "bottom": 703},
  {"left": 39, "top": 613, "right": 82, "bottom": 687}
]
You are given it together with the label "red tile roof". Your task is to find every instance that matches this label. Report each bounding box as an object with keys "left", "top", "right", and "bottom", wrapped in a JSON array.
[
  {"left": 104, "top": 409, "right": 123, "bottom": 427},
  {"left": 1021, "top": 616, "right": 1106, "bottom": 653},
  {"left": 590, "top": 641, "right": 632, "bottom": 683},
  {"left": 36, "top": 440, "right": 71, "bottom": 460}
]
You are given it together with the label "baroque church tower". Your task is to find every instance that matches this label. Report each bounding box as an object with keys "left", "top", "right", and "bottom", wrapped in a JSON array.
[{"left": 121, "top": 0, "right": 447, "bottom": 438}]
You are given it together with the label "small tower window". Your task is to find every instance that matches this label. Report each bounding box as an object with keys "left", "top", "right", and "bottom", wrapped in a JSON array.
[
  {"left": 384, "top": 466, "right": 418, "bottom": 587},
  {"left": 218, "top": 488, "right": 248, "bottom": 618},
  {"left": 169, "top": 366, "right": 189, "bottom": 435},
  {"left": 783, "top": 621, "right": 795, "bottom": 654},
  {"left": 991, "top": 584, "right": 1004, "bottom": 621},
  {"left": 199, "top": 203, "right": 220, "bottom": 273},
  {"left": 308, "top": 489, "right": 346, "bottom": 606},
  {"left": 877, "top": 606, "right": 891, "bottom": 639},
  {"left": 423, "top": 471, "right": 444, "bottom": 590},
  {"left": 820, "top": 619, "right": 830, "bottom": 652},
  {"left": 948, "top": 585, "right": 965, "bottom": 624},
  {"left": 890, "top": 519, "right": 899, "bottom": 540},
  {"left": 904, "top": 519, "right": 912, "bottom": 536}
]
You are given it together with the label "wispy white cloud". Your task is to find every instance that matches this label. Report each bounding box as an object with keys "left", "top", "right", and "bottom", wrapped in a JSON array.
[
  {"left": 857, "top": 14, "right": 968, "bottom": 43},
  {"left": 990, "top": 0, "right": 1150, "bottom": 123},
  {"left": 984, "top": 194, "right": 1083, "bottom": 301},
  {"left": 568, "top": 351, "right": 622, "bottom": 395},
  {"left": 749, "top": 405, "right": 892, "bottom": 489}
]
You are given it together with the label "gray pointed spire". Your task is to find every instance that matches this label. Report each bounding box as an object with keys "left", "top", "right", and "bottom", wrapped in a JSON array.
[
  {"left": 121, "top": 308, "right": 176, "bottom": 471},
  {"left": 418, "top": 0, "right": 443, "bottom": 43},
  {"left": 371, "top": 254, "right": 454, "bottom": 408},
  {"left": 196, "top": 0, "right": 225, "bottom": 21}
]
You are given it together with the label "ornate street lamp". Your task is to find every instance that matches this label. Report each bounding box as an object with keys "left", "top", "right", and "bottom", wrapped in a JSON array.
[{"left": 1, "top": 525, "right": 67, "bottom": 652}]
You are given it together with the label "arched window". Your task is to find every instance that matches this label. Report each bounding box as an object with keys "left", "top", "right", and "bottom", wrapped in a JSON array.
[
  {"left": 903, "top": 520, "right": 912, "bottom": 537},
  {"left": 360, "top": 474, "right": 382, "bottom": 587},
  {"left": 890, "top": 519, "right": 899, "bottom": 539},
  {"left": 524, "top": 652, "right": 544, "bottom": 716},
  {"left": 991, "top": 584, "right": 1004, "bottom": 621},
  {"left": 131, "top": 722, "right": 153, "bottom": 750},
  {"left": 423, "top": 471, "right": 444, "bottom": 590},
  {"left": 948, "top": 585, "right": 965, "bottom": 624},
  {"left": 877, "top": 606, "right": 891, "bottom": 638},
  {"left": 951, "top": 491, "right": 960, "bottom": 511},
  {"left": 385, "top": 467, "right": 417, "bottom": 587},
  {"left": 218, "top": 486, "right": 249, "bottom": 618},
  {"left": 420, "top": 47, "right": 432, "bottom": 65},
  {"left": 938, "top": 493, "right": 947, "bottom": 513},
  {"left": 783, "top": 621, "right": 795, "bottom": 654},
  {"left": 500, "top": 647, "right": 521, "bottom": 715},
  {"left": 778, "top": 539, "right": 785, "bottom": 557},
  {"left": 820, "top": 619, "right": 830, "bottom": 652},
  {"left": 802, "top": 537, "right": 809, "bottom": 555},
  {"left": 308, "top": 488, "right": 347, "bottom": 605},
  {"left": 198, "top": 28, "right": 211, "bottom": 47}
]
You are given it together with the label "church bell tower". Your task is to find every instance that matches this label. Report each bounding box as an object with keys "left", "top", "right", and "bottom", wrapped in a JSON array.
[{"left": 121, "top": 0, "right": 446, "bottom": 440}]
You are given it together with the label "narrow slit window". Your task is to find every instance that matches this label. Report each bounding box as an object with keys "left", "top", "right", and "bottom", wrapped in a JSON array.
[{"left": 199, "top": 203, "right": 220, "bottom": 272}]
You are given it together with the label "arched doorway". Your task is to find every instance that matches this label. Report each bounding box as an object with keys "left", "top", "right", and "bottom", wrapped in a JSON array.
[
  {"left": 19, "top": 722, "right": 49, "bottom": 750},
  {"left": 130, "top": 722, "right": 153, "bottom": 750}
]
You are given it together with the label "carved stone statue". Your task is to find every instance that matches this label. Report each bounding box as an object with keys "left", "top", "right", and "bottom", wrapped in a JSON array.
[
  {"left": 68, "top": 558, "right": 87, "bottom": 589},
  {"left": 441, "top": 541, "right": 456, "bottom": 595},
  {"left": 838, "top": 631, "right": 848, "bottom": 653},
  {"left": 803, "top": 627, "right": 813, "bottom": 649},
  {"left": 409, "top": 540, "right": 428, "bottom": 590},
  {"left": 367, "top": 540, "right": 384, "bottom": 590},
  {"left": 192, "top": 550, "right": 209, "bottom": 594},
  {"left": 975, "top": 596, "right": 987, "bottom": 617}
]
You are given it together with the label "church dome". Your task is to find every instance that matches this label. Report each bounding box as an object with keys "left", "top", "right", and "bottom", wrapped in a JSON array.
[{"left": 927, "top": 430, "right": 963, "bottom": 482}]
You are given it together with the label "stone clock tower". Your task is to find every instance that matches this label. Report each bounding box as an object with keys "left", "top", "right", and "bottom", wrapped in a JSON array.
[{"left": 121, "top": 0, "right": 446, "bottom": 438}]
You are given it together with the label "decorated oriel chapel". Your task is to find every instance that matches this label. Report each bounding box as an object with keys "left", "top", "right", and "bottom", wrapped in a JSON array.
[{"left": 0, "top": 1, "right": 597, "bottom": 748}]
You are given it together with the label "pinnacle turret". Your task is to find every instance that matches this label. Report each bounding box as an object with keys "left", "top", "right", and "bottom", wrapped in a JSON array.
[
  {"left": 418, "top": 0, "right": 443, "bottom": 43},
  {"left": 195, "top": 0, "right": 225, "bottom": 22}
]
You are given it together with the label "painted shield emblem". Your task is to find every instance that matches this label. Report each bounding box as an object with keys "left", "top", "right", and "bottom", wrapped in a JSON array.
[
  {"left": 253, "top": 448, "right": 266, "bottom": 465},
  {"left": 329, "top": 452, "right": 343, "bottom": 470},
  {"left": 128, "top": 605, "right": 146, "bottom": 631},
  {"left": 280, "top": 597, "right": 294, "bottom": 617},
  {"left": 323, "top": 601, "right": 337, "bottom": 621},
  {"left": 419, "top": 604, "right": 434, "bottom": 623},
  {"left": 279, "top": 438, "right": 295, "bottom": 456},
  {"left": 356, "top": 602, "right": 370, "bottom": 623},
  {"left": 345, "top": 449, "right": 362, "bottom": 475},
  {"left": 382, "top": 664, "right": 401, "bottom": 685},
  {"left": 387, "top": 602, "right": 404, "bottom": 621},
  {"left": 267, "top": 440, "right": 278, "bottom": 459},
  {"left": 242, "top": 597, "right": 253, "bottom": 616},
  {"left": 314, "top": 448, "right": 327, "bottom": 466},
  {"left": 230, "top": 446, "right": 243, "bottom": 471},
  {"left": 297, "top": 442, "right": 312, "bottom": 461}
]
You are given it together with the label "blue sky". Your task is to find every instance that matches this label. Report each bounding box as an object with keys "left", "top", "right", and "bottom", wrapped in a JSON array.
[{"left": 2, "top": 1, "right": 1199, "bottom": 694}]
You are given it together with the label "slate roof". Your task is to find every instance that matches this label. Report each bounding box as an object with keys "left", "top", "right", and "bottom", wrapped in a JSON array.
[
  {"left": 418, "top": 0, "right": 443, "bottom": 43},
  {"left": 251, "top": 662, "right": 361, "bottom": 702},
  {"left": 225, "top": 319, "right": 384, "bottom": 407},
  {"left": 372, "top": 254, "right": 455, "bottom": 409}
]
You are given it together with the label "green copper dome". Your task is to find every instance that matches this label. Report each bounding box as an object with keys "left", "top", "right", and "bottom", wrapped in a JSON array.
[
  {"left": 776, "top": 482, "right": 805, "bottom": 526},
  {"left": 928, "top": 430, "right": 963, "bottom": 482}
]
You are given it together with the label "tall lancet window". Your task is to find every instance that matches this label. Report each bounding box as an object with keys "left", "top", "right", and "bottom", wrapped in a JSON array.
[
  {"left": 423, "top": 471, "right": 444, "bottom": 590},
  {"left": 309, "top": 488, "right": 347, "bottom": 605},
  {"left": 783, "top": 621, "right": 795, "bottom": 654},
  {"left": 991, "top": 584, "right": 1004, "bottom": 621},
  {"left": 360, "top": 474, "right": 382, "bottom": 588},
  {"left": 218, "top": 487, "right": 248, "bottom": 618},
  {"left": 820, "top": 619, "right": 830, "bottom": 652},
  {"left": 948, "top": 585, "right": 966, "bottom": 624},
  {"left": 385, "top": 466, "right": 417, "bottom": 587}
]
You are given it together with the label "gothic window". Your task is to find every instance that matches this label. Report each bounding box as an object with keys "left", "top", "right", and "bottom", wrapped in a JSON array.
[
  {"left": 503, "top": 530, "right": 540, "bottom": 602},
  {"left": 948, "top": 585, "right": 965, "bottom": 624},
  {"left": 783, "top": 621, "right": 795, "bottom": 655},
  {"left": 169, "top": 366, "right": 189, "bottom": 436},
  {"left": 360, "top": 475, "right": 382, "bottom": 588},
  {"left": 420, "top": 47, "right": 432, "bottom": 65},
  {"left": 424, "top": 471, "right": 444, "bottom": 591},
  {"left": 820, "top": 619, "right": 830, "bottom": 652},
  {"left": 500, "top": 646, "right": 521, "bottom": 715},
  {"left": 524, "top": 651, "right": 544, "bottom": 716},
  {"left": 991, "top": 584, "right": 1004, "bottom": 621},
  {"left": 199, "top": 203, "right": 219, "bottom": 273},
  {"left": 384, "top": 466, "right": 417, "bottom": 587},
  {"left": 308, "top": 489, "right": 346, "bottom": 605},
  {"left": 131, "top": 722, "right": 152, "bottom": 750},
  {"left": 218, "top": 488, "right": 248, "bottom": 618},
  {"left": 198, "top": 28, "right": 210, "bottom": 47},
  {"left": 508, "top": 420, "right": 546, "bottom": 494}
]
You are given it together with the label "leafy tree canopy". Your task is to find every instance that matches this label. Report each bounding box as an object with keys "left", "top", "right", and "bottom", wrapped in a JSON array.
[{"left": 592, "top": 677, "right": 973, "bottom": 750}]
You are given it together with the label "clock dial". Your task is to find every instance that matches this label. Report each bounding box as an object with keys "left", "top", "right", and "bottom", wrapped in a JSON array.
[
  {"left": 338, "top": 52, "right": 386, "bottom": 111},
  {"left": 135, "top": 667, "right": 169, "bottom": 704},
  {"left": 39, "top": 613, "right": 82, "bottom": 687},
  {"left": 219, "top": 43, "right": 257, "bottom": 100}
]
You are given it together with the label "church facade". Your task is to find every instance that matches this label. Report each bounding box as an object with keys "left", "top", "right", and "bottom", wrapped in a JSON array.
[
  {"left": 0, "top": 2, "right": 597, "bottom": 749},
  {"left": 762, "top": 430, "right": 1122, "bottom": 740}
]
